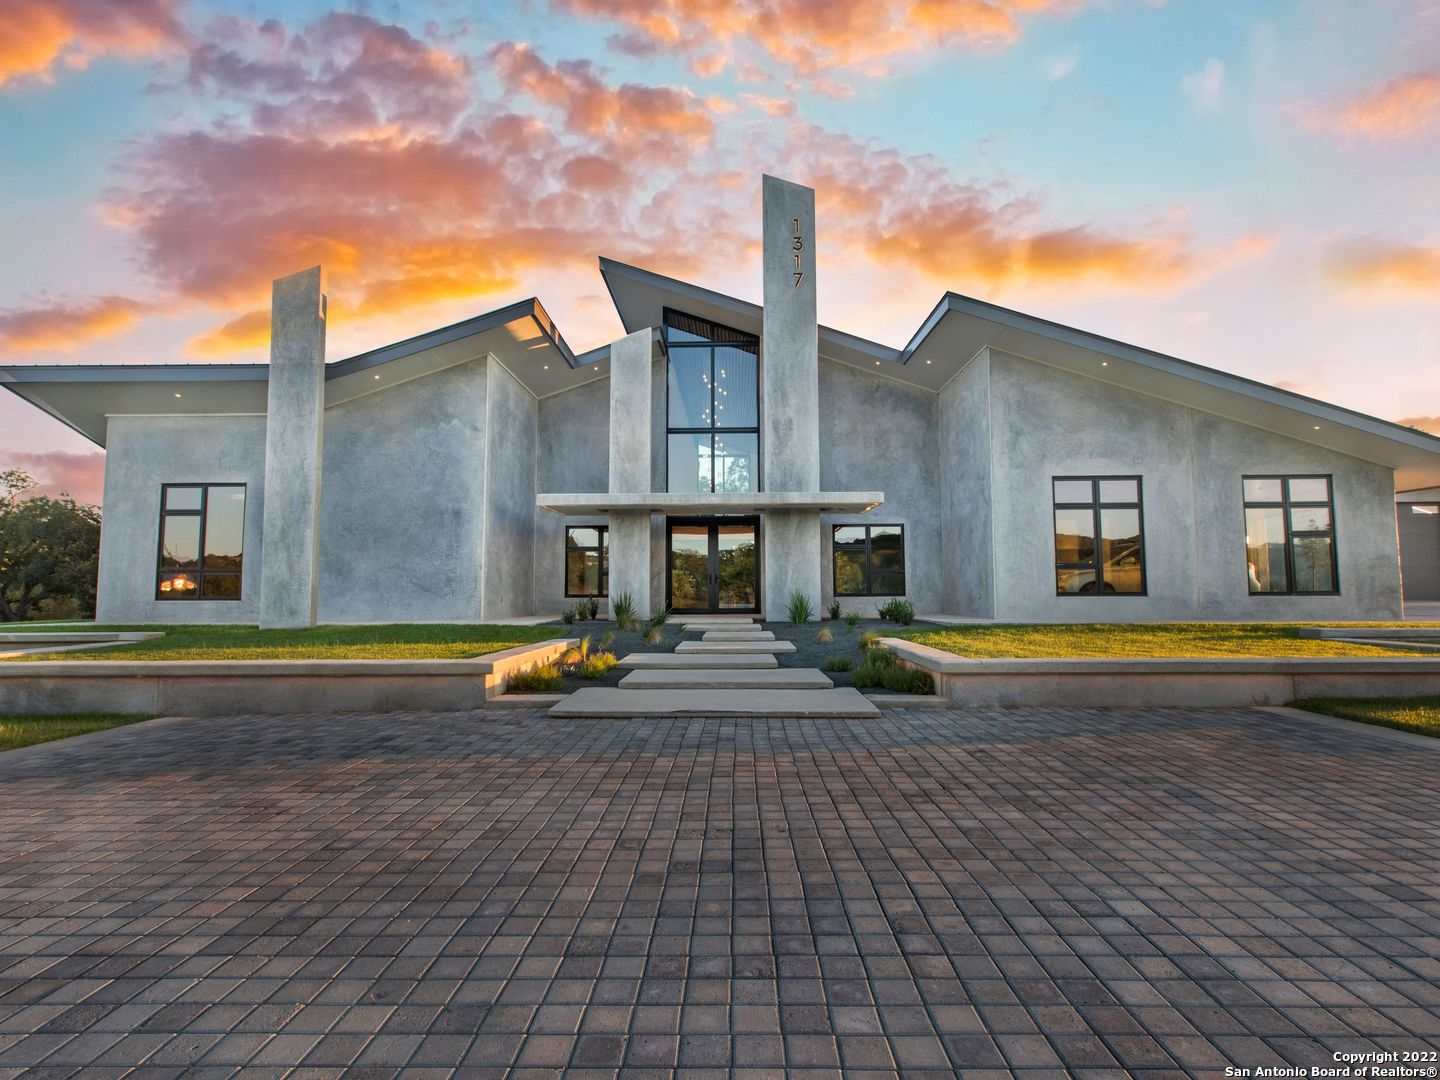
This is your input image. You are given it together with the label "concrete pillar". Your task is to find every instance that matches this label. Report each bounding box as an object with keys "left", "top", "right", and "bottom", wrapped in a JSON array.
[
  {"left": 259, "top": 266, "right": 326, "bottom": 628},
  {"left": 761, "top": 174, "right": 820, "bottom": 493},
  {"left": 606, "top": 328, "right": 654, "bottom": 620},
  {"left": 607, "top": 511, "right": 652, "bottom": 621},
  {"left": 608, "top": 328, "right": 652, "bottom": 492},
  {"left": 764, "top": 510, "right": 822, "bottom": 621}
]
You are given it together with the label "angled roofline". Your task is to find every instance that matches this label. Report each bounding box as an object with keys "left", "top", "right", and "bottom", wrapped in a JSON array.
[{"left": 906, "top": 291, "right": 1440, "bottom": 454}]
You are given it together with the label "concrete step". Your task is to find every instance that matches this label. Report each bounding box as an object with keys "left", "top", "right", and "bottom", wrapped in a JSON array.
[
  {"left": 678, "top": 614, "right": 756, "bottom": 624},
  {"left": 617, "top": 652, "right": 778, "bottom": 669},
  {"left": 701, "top": 630, "right": 776, "bottom": 641},
  {"left": 675, "top": 640, "right": 797, "bottom": 654},
  {"left": 550, "top": 687, "right": 880, "bottom": 718},
  {"left": 867, "top": 694, "right": 949, "bottom": 709},
  {"left": 620, "top": 667, "right": 834, "bottom": 690}
]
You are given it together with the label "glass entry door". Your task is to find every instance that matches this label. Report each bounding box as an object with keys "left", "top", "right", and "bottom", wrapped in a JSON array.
[{"left": 667, "top": 517, "right": 760, "bottom": 613}]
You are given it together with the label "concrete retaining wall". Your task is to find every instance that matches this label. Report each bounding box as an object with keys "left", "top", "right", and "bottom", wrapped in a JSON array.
[
  {"left": 883, "top": 638, "right": 1440, "bottom": 707},
  {"left": 0, "top": 639, "right": 574, "bottom": 716}
]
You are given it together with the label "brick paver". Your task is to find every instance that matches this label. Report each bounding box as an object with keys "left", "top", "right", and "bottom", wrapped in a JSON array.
[{"left": 0, "top": 706, "right": 1437, "bottom": 1077}]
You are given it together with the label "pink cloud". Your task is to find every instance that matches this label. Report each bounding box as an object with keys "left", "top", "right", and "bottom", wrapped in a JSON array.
[
  {"left": 0, "top": 295, "right": 149, "bottom": 353},
  {"left": 0, "top": 450, "right": 105, "bottom": 504},
  {"left": 1293, "top": 71, "right": 1440, "bottom": 142},
  {"left": 0, "top": 0, "right": 182, "bottom": 88}
]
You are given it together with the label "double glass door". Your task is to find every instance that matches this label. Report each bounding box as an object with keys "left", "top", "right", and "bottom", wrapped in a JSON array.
[{"left": 667, "top": 518, "right": 760, "bottom": 613}]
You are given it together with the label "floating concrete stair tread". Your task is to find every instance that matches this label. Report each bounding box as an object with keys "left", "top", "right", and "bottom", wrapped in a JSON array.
[
  {"left": 701, "top": 630, "right": 776, "bottom": 641},
  {"left": 617, "top": 653, "right": 778, "bottom": 669},
  {"left": 680, "top": 622, "right": 758, "bottom": 631},
  {"left": 620, "top": 668, "right": 834, "bottom": 690},
  {"left": 550, "top": 687, "right": 880, "bottom": 718},
  {"left": 675, "top": 640, "right": 797, "bottom": 654}
]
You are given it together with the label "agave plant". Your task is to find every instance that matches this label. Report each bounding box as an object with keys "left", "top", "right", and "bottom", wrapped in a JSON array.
[
  {"left": 787, "top": 589, "right": 814, "bottom": 624},
  {"left": 610, "top": 591, "right": 637, "bottom": 630}
]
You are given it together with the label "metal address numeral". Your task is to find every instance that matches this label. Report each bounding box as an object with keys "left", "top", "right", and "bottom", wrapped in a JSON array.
[{"left": 792, "top": 219, "right": 805, "bottom": 287}]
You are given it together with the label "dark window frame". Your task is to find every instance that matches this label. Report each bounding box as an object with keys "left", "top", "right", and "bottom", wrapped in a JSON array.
[
  {"left": 155, "top": 483, "right": 246, "bottom": 601},
  {"left": 662, "top": 307, "right": 761, "bottom": 494},
  {"left": 1242, "top": 474, "right": 1339, "bottom": 595},
  {"left": 564, "top": 525, "right": 609, "bottom": 598},
  {"left": 832, "top": 524, "right": 907, "bottom": 597},
  {"left": 1052, "top": 476, "right": 1147, "bottom": 597}
]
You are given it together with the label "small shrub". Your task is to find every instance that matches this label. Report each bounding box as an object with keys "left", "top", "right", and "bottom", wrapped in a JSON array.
[
  {"left": 827, "top": 600, "right": 842, "bottom": 621},
  {"left": 509, "top": 662, "right": 565, "bottom": 693},
  {"left": 645, "top": 625, "right": 664, "bottom": 646},
  {"left": 848, "top": 648, "right": 894, "bottom": 689},
  {"left": 561, "top": 607, "right": 576, "bottom": 625},
  {"left": 845, "top": 612, "right": 860, "bottom": 633},
  {"left": 881, "top": 663, "right": 934, "bottom": 694},
  {"left": 858, "top": 629, "right": 882, "bottom": 651},
  {"left": 582, "top": 597, "right": 599, "bottom": 620},
  {"left": 816, "top": 626, "right": 833, "bottom": 643},
  {"left": 598, "top": 630, "right": 615, "bottom": 652},
  {"left": 876, "top": 598, "right": 915, "bottom": 625},
  {"left": 611, "top": 591, "right": 637, "bottom": 630},
  {"left": 787, "top": 589, "right": 814, "bottom": 624},
  {"left": 821, "top": 655, "right": 854, "bottom": 673},
  {"left": 576, "top": 652, "right": 618, "bottom": 679},
  {"left": 649, "top": 608, "right": 671, "bottom": 627},
  {"left": 562, "top": 634, "right": 593, "bottom": 666}
]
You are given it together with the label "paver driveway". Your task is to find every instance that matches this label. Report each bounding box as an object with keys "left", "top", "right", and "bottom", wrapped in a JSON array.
[{"left": 0, "top": 707, "right": 1437, "bottom": 1078}]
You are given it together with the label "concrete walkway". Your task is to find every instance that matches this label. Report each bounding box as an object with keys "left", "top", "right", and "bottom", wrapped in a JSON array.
[{"left": 551, "top": 617, "right": 879, "bottom": 718}]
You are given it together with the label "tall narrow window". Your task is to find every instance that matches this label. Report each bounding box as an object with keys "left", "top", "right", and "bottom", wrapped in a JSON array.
[
  {"left": 833, "top": 525, "right": 906, "bottom": 597},
  {"left": 663, "top": 309, "right": 759, "bottom": 493},
  {"left": 157, "top": 484, "right": 246, "bottom": 599},
  {"left": 565, "top": 526, "right": 608, "bottom": 597},
  {"left": 1243, "top": 476, "right": 1337, "bottom": 594},
  {"left": 1053, "top": 477, "right": 1145, "bottom": 595}
]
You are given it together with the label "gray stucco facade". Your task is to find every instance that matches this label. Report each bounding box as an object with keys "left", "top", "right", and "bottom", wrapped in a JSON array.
[{"left": 12, "top": 174, "right": 1439, "bottom": 627}]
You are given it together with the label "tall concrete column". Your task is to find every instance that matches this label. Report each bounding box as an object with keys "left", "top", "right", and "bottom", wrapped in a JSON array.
[
  {"left": 259, "top": 266, "right": 327, "bottom": 628},
  {"left": 607, "top": 328, "right": 653, "bottom": 619},
  {"left": 760, "top": 175, "right": 822, "bottom": 618}
]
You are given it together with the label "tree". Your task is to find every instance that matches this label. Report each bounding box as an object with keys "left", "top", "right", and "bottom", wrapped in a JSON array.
[{"left": 0, "top": 469, "right": 101, "bottom": 621}]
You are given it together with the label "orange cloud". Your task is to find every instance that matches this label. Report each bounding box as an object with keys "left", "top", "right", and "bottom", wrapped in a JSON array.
[
  {"left": 1326, "top": 238, "right": 1440, "bottom": 296},
  {"left": 0, "top": 295, "right": 148, "bottom": 352},
  {"left": 1398, "top": 415, "right": 1440, "bottom": 435},
  {"left": 0, "top": 450, "right": 105, "bottom": 504},
  {"left": 0, "top": 0, "right": 181, "bottom": 88},
  {"left": 185, "top": 308, "right": 269, "bottom": 358},
  {"left": 1295, "top": 71, "right": 1440, "bottom": 141},
  {"left": 553, "top": 0, "right": 1093, "bottom": 75}
]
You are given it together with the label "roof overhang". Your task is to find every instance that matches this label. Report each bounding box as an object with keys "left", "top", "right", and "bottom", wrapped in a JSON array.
[
  {"left": 537, "top": 491, "right": 885, "bottom": 515},
  {"left": 0, "top": 298, "right": 613, "bottom": 447}
]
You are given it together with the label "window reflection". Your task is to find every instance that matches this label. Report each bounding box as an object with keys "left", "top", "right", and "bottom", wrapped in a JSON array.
[
  {"left": 1052, "top": 477, "right": 1145, "bottom": 595},
  {"left": 832, "top": 524, "right": 906, "bottom": 597},
  {"left": 1242, "top": 476, "right": 1337, "bottom": 594},
  {"left": 663, "top": 310, "right": 759, "bottom": 493},
  {"left": 157, "top": 484, "right": 245, "bottom": 600}
]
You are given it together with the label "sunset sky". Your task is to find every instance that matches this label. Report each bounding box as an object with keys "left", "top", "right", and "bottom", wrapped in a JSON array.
[{"left": 1, "top": 0, "right": 1437, "bottom": 504}]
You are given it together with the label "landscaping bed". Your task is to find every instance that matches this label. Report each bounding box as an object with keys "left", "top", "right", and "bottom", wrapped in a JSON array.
[
  {"left": 0, "top": 713, "right": 150, "bottom": 753},
  {"left": 1294, "top": 696, "right": 1440, "bottom": 739},
  {"left": 0, "top": 623, "right": 560, "bottom": 661}
]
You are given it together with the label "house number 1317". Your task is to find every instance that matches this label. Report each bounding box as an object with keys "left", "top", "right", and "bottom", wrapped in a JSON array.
[{"left": 791, "top": 218, "right": 804, "bottom": 287}]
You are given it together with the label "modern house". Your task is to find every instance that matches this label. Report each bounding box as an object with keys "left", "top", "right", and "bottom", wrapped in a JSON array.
[{"left": 4, "top": 175, "right": 1439, "bottom": 626}]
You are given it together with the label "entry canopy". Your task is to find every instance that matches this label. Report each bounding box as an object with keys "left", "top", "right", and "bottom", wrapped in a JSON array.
[
  {"left": 601, "top": 258, "right": 1440, "bottom": 492},
  {"left": 536, "top": 491, "right": 884, "bottom": 515}
]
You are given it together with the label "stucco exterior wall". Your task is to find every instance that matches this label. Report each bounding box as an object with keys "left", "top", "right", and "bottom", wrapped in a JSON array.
[
  {"left": 938, "top": 354, "right": 995, "bottom": 618},
  {"left": 96, "top": 414, "right": 267, "bottom": 624},
  {"left": 534, "top": 376, "right": 610, "bottom": 616},
  {"left": 480, "top": 359, "right": 538, "bottom": 619},
  {"left": 317, "top": 361, "right": 487, "bottom": 623},
  {"left": 986, "top": 348, "right": 1403, "bottom": 621},
  {"left": 817, "top": 359, "right": 942, "bottom": 617}
]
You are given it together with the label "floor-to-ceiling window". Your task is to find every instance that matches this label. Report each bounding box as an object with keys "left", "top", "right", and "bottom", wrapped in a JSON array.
[{"left": 663, "top": 309, "right": 759, "bottom": 493}]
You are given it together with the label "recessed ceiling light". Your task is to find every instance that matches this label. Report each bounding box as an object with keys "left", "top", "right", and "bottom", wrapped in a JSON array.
[
  {"left": 874, "top": 360, "right": 880, "bottom": 366},
  {"left": 925, "top": 359, "right": 932, "bottom": 365},
  {"left": 173, "top": 392, "right": 181, "bottom": 398},
  {"left": 1313, "top": 424, "right": 1321, "bottom": 430},
  {"left": 1101, "top": 361, "right": 1109, "bottom": 367},
  {"left": 373, "top": 374, "right": 380, "bottom": 380}
]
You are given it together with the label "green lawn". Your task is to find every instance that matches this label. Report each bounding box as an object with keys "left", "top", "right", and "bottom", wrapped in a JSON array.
[
  {"left": 0, "top": 714, "right": 150, "bottom": 753},
  {"left": 898, "top": 622, "right": 1438, "bottom": 658},
  {"left": 0, "top": 623, "right": 560, "bottom": 661},
  {"left": 1293, "top": 697, "right": 1440, "bottom": 738}
]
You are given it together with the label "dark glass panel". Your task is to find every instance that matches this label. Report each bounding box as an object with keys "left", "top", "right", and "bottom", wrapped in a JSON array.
[
  {"left": 664, "top": 309, "right": 759, "bottom": 348},
  {"left": 160, "top": 516, "right": 201, "bottom": 568},
  {"left": 833, "top": 526, "right": 867, "bottom": 546},
  {"left": 1098, "top": 478, "right": 1138, "bottom": 504},
  {"left": 711, "top": 432, "right": 757, "bottom": 493},
  {"left": 1053, "top": 507, "right": 1095, "bottom": 563},
  {"left": 1290, "top": 506, "right": 1331, "bottom": 533},
  {"left": 669, "top": 525, "right": 709, "bottom": 610},
  {"left": 1099, "top": 507, "right": 1144, "bottom": 593},
  {"left": 201, "top": 574, "right": 242, "bottom": 599},
  {"left": 1057, "top": 567, "right": 1100, "bottom": 594},
  {"left": 667, "top": 433, "right": 710, "bottom": 493},
  {"left": 203, "top": 486, "right": 245, "bottom": 568},
  {"left": 567, "top": 527, "right": 601, "bottom": 549},
  {"left": 1053, "top": 479, "right": 1093, "bottom": 504},
  {"left": 713, "top": 346, "right": 758, "bottom": 428},
  {"left": 1243, "top": 478, "right": 1283, "bottom": 502},
  {"left": 567, "top": 550, "right": 602, "bottom": 596},
  {"left": 716, "top": 525, "right": 757, "bottom": 610},
  {"left": 1288, "top": 477, "right": 1329, "bottom": 502},
  {"left": 667, "top": 350, "right": 712, "bottom": 428},
  {"left": 1292, "top": 535, "right": 1335, "bottom": 592},
  {"left": 164, "top": 486, "right": 202, "bottom": 511},
  {"left": 157, "top": 571, "right": 200, "bottom": 598},
  {"left": 870, "top": 570, "right": 905, "bottom": 596},
  {"left": 834, "top": 551, "right": 867, "bottom": 596},
  {"left": 869, "top": 528, "right": 904, "bottom": 573},
  {"left": 1245, "top": 507, "right": 1289, "bottom": 594}
]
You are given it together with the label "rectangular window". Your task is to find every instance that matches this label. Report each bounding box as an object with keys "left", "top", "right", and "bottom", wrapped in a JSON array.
[
  {"left": 833, "top": 524, "right": 906, "bottom": 597},
  {"left": 1243, "top": 476, "right": 1337, "bottom": 594},
  {"left": 1053, "top": 477, "right": 1145, "bottom": 595},
  {"left": 565, "top": 525, "right": 608, "bottom": 597},
  {"left": 157, "top": 484, "right": 246, "bottom": 600},
  {"left": 663, "top": 309, "right": 759, "bottom": 493}
]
